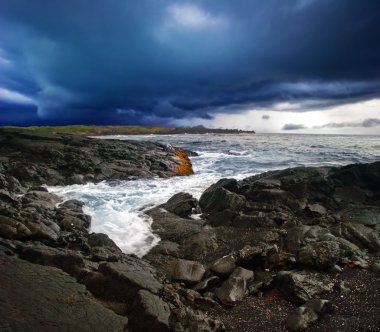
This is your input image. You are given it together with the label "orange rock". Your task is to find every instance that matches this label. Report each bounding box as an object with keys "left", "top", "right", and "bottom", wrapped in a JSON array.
[{"left": 172, "top": 149, "right": 194, "bottom": 176}]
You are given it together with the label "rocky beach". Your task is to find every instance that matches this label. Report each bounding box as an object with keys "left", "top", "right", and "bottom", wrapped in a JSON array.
[{"left": 0, "top": 128, "right": 379, "bottom": 332}]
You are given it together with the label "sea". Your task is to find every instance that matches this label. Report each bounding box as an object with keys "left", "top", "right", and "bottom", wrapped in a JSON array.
[{"left": 48, "top": 133, "right": 380, "bottom": 257}]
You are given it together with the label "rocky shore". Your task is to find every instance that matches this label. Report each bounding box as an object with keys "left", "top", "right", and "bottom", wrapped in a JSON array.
[{"left": 0, "top": 128, "right": 379, "bottom": 331}]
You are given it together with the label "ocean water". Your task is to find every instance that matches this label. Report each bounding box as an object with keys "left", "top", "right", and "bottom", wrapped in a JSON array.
[{"left": 48, "top": 134, "right": 380, "bottom": 257}]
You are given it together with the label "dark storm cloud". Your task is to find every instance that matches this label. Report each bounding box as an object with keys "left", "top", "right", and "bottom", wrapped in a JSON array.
[
  {"left": 0, "top": 0, "right": 380, "bottom": 125},
  {"left": 314, "top": 118, "right": 380, "bottom": 129},
  {"left": 282, "top": 124, "right": 307, "bottom": 131}
]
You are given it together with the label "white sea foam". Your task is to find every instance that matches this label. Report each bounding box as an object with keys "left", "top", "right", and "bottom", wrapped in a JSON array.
[{"left": 49, "top": 133, "right": 380, "bottom": 257}]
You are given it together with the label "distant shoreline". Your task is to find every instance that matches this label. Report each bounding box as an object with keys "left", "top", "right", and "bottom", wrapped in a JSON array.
[{"left": 0, "top": 125, "right": 255, "bottom": 136}]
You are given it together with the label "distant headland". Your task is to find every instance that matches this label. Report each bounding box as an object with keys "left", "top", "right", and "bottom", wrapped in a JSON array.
[{"left": 0, "top": 125, "right": 255, "bottom": 136}]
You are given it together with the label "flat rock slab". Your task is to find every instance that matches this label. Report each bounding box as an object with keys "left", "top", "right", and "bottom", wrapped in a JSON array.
[
  {"left": 0, "top": 253, "right": 127, "bottom": 332},
  {"left": 98, "top": 258, "right": 163, "bottom": 295}
]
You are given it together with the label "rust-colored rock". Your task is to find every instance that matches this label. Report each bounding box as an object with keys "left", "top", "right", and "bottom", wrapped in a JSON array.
[{"left": 173, "top": 149, "right": 194, "bottom": 176}]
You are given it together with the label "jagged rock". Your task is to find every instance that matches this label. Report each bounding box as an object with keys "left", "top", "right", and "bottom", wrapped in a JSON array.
[
  {"left": 277, "top": 271, "right": 334, "bottom": 305},
  {"left": 286, "top": 299, "right": 333, "bottom": 331},
  {"left": 199, "top": 178, "right": 246, "bottom": 213},
  {"left": 172, "top": 259, "right": 206, "bottom": 284},
  {"left": 215, "top": 277, "right": 246, "bottom": 305},
  {"left": 210, "top": 254, "right": 237, "bottom": 277},
  {"left": 298, "top": 241, "right": 341, "bottom": 269},
  {"left": 164, "top": 192, "right": 200, "bottom": 218},
  {"left": 130, "top": 289, "right": 171, "bottom": 332}
]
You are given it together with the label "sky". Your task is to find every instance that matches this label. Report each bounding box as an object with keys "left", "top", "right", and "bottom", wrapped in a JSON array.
[{"left": 0, "top": 0, "right": 380, "bottom": 134}]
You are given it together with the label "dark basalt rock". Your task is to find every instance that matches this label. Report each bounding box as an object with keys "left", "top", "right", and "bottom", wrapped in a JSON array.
[
  {"left": 164, "top": 192, "right": 200, "bottom": 218},
  {"left": 0, "top": 128, "right": 190, "bottom": 186},
  {"left": 276, "top": 271, "right": 334, "bottom": 305},
  {"left": 0, "top": 252, "right": 128, "bottom": 332}
]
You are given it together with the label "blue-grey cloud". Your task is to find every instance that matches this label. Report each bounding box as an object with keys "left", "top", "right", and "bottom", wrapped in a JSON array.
[
  {"left": 282, "top": 124, "right": 307, "bottom": 130},
  {"left": 314, "top": 118, "right": 380, "bottom": 129},
  {"left": 0, "top": 0, "right": 380, "bottom": 125}
]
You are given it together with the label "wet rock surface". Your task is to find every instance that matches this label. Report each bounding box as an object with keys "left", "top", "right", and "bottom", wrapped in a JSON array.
[{"left": 0, "top": 128, "right": 379, "bottom": 331}]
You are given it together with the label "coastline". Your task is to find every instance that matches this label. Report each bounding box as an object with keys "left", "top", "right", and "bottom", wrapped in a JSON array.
[
  {"left": 0, "top": 129, "right": 379, "bottom": 331},
  {"left": 0, "top": 125, "right": 255, "bottom": 137}
]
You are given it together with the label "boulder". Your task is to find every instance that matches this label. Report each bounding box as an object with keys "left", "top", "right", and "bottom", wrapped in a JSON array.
[
  {"left": 286, "top": 299, "right": 333, "bottom": 331},
  {"left": 298, "top": 241, "right": 341, "bottom": 269},
  {"left": 85, "top": 258, "right": 163, "bottom": 303},
  {"left": 199, "top": 179, "right": 246, "bottom": 213},
  {"left": 210, "top": 254, "right": 236, "bottom": 277},
  {"left": 171, "top": 259, "right": 206, "bottom": 284},
  {"left": 277, "top": 271, "right": 334, "bottom": 305},
  {"left": 164, "top": 192, "right": 200, "bottom": 218},
  {"left": 215, "top": 277, "right": 246, "bottom": 305},
  {"left": 230, "top": 267, "right": 254, "bottom": 281},
  {"left": 130, "top": 290, "right": 171, "bottom": 332}
]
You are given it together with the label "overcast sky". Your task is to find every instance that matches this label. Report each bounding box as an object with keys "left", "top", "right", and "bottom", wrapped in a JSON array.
[{"left": 0, "top": 0, "right": 379, "bottom": 133}]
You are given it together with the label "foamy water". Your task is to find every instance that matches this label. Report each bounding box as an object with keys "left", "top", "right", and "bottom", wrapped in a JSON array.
[{"left": 49, "top": 133, "right": 380, "bottom": 257}]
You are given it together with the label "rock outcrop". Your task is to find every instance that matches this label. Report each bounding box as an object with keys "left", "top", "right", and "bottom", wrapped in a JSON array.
[
  {"left": 147, "top": 161, "right": 380, "bottom": 330},
  {"left": 0, "top": 128, "right": 192, "bottom": 186}
]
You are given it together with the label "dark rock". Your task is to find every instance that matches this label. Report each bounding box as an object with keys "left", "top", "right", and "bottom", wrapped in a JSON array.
[
  {"left": 210, "top": 254, "right": 237, "bottom": 277},
  {"left": 331, "top": 222, "right": 380, "bottom": 252},
  {"left": 298, "top": 241, "right": 341, "bottom": 269},
  {"left": 88, "top": 232, "right": 121, "bottom": 251},
  {"left": 286, "top": 306, "right": 319, "bottom": 331},
  {"left": 286, "top": 299, "right": 333, "bottom": 331},
  {"left": 286, "top": 226, "right": 331, "bottom": 253},
  {"left": 230, "top": 267, "right": 254, "bottom": 281},
  {"left": 60, "top": 199, "right": 85, "bottom": 212},
  {"left": 164, "top": 192, "right": 200, "bottom": 218},
  {"left": 98, "top": 259, "right": 163, "bottom": 294},
  {"left": 194, "top": 276, "right": 221, "bottom": 292},
  {"left": 130, "top": 289, "right": 171, "bottom": 332},
  {"left": 171, "top": 259, "right": 206, "bottom": 284},
  {"left": 18, "top": 243, "right": 85, "bottom": 276},
  {"left": 0, "top": 215, "right": 32, "bottom": 239},
  {"left": 0, "top": 252, "right": 127, "bottom": 332},
  {"left": 341, "top": 207, "right": 380, "bottom": 226},
  {"left": 277, "top": 271, "right": 334, "bottom": 305},
  {"left": 0, "top": 128, "right": 193, "bottom": 186},
  {"left": 215, "top": 277, "right": 246, "bottom": 305},
  {"left": 199, "top": 178, "right": 246, "bottom": 213}
]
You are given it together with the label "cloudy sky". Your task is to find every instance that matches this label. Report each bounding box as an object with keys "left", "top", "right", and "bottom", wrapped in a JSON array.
[{"left": 0, "top": 0, "right": 379, "bottom": 133}]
